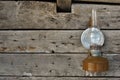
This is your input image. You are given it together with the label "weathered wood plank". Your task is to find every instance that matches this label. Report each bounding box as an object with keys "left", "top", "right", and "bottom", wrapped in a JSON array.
[
  {"left": 0, "top": 30, "right": 119, "bottom": 53},
  {"left": 1, "top": 0, "right": 120, "bottom": 3},
  {"left": 0, "top": 1, "right": 120, "bottom": 29},
  {"left": 0, "top": 77, "right": 119, "bottom": 80},
  {"left": 2, "top": 0, "right": 120, "bottom": 3},
  {"left": 0, "top": 54, "right": 119, "bottom": 76},
  {"left": 75, "top": 0, "right": 120, "bottom": 3}
]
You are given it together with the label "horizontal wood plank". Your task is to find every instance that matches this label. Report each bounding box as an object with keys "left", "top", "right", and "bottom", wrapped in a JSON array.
[
  {"left": 75, "top": 0, "right": 120, "bottom": 3},
  {"left": 0, "top": 1, "right": 120, "bottom": 29},
  {"left": 1, "top": 0, "right": 120, "bottom": 3},
  {"left": 0, "top": 30, "right": 119, "bottom": 53},
  {"left": 0, "top": 77, "right": 119, "bottom": 80},
  {"left": 0, "top": 54, "right": 119, "bottom": 76}
]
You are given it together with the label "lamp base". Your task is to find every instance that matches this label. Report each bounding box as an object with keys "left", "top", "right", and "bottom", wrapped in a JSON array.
[{"left": 83, "top": 56, "right": 109, "bottom": 72}]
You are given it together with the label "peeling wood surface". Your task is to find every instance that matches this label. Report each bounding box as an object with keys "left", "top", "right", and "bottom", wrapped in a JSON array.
[
  {"left": 0, "top": 1, "right": 120, "bottom": 29},
  {"left": 0, "top": 30, "right": 119, "bottom": 53},
  {"left": 0, "top": 54, "right": 119, "bottom": 76}
]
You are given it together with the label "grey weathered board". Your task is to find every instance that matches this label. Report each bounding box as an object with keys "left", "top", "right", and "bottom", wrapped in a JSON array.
[
  {"left": 0, "top": 1, "right": 120, "bottom": 29},
  {"left": 0, "top": 30, "right": 119, "bottom": 53},
  {"left": 0, "top": 77, "right": 120, "bottom": 80},
  {"left": 1, "top": 0, "right": 120, "bottom": 3},
  {"left": 0, "top": 77, "right": 119, "bottom": 80},
  {"left": 0, "top": 54, "right": 119, "bottom": 76},
  {"left": 75, "top": 0, "right": 120, "bottom": 3}
]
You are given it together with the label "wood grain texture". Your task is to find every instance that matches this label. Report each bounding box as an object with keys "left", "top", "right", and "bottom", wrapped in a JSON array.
[
  {"left": 0, "top": 30, "right": 119, "bottom": 53},
  {"left": 0, "top": 54, "right": 119, "bottom": 76},
  {"left": 0, "top": 1, "right": 120, "bottom": 29},
  {"left": 0, "top": 77, "right": 119, "bottom": 80}
]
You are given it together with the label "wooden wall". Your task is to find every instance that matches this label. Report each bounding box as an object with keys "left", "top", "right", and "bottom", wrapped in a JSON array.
[{"left": 0, "top": 1, "right": 120, "bottom": 80}]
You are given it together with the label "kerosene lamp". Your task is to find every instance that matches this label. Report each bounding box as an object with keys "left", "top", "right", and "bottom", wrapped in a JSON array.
[{"left": 81, "top": 9, "right": 109, "bottom": 76}]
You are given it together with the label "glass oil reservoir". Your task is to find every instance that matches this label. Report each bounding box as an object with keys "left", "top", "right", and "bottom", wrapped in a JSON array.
[{"left": 81, "top": 9, "right": 109, "bottom": 76}]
